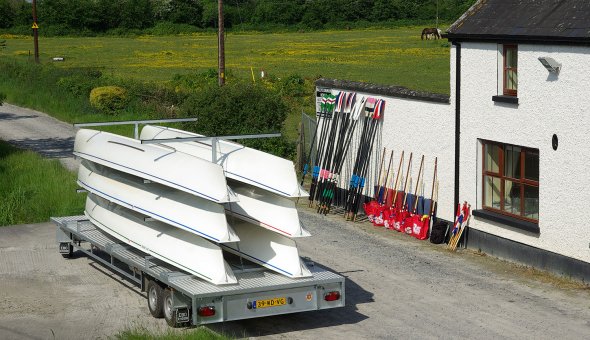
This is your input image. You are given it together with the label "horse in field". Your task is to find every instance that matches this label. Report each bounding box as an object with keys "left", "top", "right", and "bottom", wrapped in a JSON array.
[{"left": 421, "top": 28, "right": 441, "bottom": 40}]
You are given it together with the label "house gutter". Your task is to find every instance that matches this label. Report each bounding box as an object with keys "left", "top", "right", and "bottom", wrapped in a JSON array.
[{"left": 452, "top": 41, "right": 461, "bottom": 219}]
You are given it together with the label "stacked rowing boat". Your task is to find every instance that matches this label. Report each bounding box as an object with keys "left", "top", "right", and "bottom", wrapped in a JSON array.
[{"left": 74, "top": 126, "right": 312, "bottom": 286}]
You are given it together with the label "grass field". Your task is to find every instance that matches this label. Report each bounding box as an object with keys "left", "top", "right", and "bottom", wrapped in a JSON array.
[
  {"left": 115, "top": 326, "right": 229, "bottom": 340},
  {"left": 1, "top": 27, "right": 450, "bottom": 94},
  {"left": 0, "top": 141, "right": 84, "bottom": 226}
]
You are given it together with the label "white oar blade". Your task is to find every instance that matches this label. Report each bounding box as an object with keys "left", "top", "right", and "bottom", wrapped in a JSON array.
[
  {"left": 74, "top": 129, "right": 233, "bottom": 203},
  {"left": 78, "top": 160, "right": 239, "bottom": 243},
  {"left": 221, "top": 220, "right": 312, "bottom": 278},
  {"left": 85, "top": 193, "right": 237, "bottom": 285}
]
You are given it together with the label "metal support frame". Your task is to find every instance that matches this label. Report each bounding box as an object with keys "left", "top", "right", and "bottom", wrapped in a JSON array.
[
  {"left": 140, "top": 133, "right": 281, "bottom": 163},
  {"left": 73, "top": 118, "right": 199, "bottom": 139}
]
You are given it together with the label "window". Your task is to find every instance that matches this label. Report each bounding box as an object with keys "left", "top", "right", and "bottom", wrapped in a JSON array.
[
  {"left": 503, "top": 45, "right": 518, "bottom": 96},
  {"left": 482, "top": 140, "right": 538, "bottom": 223}
]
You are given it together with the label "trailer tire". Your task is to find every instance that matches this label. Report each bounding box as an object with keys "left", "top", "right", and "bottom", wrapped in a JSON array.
[
  {"left": 147, "top": 280, "right": 164, "bottom": 318},
  {"left": 163, "top": 289, "right": 184, "bottom": 328}
]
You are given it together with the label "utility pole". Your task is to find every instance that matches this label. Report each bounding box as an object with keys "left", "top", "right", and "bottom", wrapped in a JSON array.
[
  {"left": 436, "top": 0, "right": 439, "bottom": 29},
  {"left": 32, "top": 0, "right": 40, "bottom": 63},
  {"left": 218, "top": 0, "right": 225, "bottom": 86}
]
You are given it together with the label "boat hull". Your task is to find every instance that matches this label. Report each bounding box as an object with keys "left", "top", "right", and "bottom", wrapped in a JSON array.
[
  {"left": 85, "top": 193, "right": 237, "bottom": 285},
  {"left": 140, "top": 125, "right": 307, "bottom": 198},
  {"left": 225, "top": 181, "right": 310, "bottom": 238},
  {"left": 78, "top": 160, "right": 239, "bottom": 243},
  {"left": 74, "top": 129, "right": 233, "bottom": 203},
  {"left": 221, "top": 220, "right": 312, "bottom": 278}
]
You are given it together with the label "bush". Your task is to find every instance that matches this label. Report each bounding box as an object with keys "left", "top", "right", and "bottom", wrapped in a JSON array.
[
  {"left": 280, "top": 74, "right": 309, "bottom": 97},
  {"left": 57, "top": 68, "right": 103, "bottom": 96},
  {"left": 89, "top": 86, "right": 129, "bottom": 114},
  {"left": 181, "top": 81, "right": 296, "bottom": 159},
  {"left": 0, "top": 91, "right": 5, "bottom": 105}
]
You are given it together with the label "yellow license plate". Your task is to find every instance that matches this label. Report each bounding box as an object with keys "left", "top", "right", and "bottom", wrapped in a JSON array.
[{"left": 255, "top": 297, "right": 287, "bottom": 309}]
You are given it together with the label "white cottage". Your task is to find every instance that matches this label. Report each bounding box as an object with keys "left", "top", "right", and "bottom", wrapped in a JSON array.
[
  {"left": 314, "top": 0, "right": 590, "bottom": 282},
  {"left": 447, "top": 0, "right": 590, "bottom": 281}
]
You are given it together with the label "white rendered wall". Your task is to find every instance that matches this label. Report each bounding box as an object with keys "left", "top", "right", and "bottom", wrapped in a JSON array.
[
  {"left": 454, "top": 42, "right": 590, "bottom": 263},
  {"left": 379, "top": 96, "right": 454, "bottom": 222}
]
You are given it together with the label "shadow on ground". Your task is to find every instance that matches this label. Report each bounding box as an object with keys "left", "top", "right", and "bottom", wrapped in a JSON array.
[
  {"left": 0, "top": 112, "right": 38, "bottom": 121},
  {"left": 8, "top": 137, "right": 74, "bottom": 159}
]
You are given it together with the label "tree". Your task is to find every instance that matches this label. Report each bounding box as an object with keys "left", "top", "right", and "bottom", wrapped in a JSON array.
[
  {"left": 166, "top": 0, "right": 203, "bottom": 26},
  {"left": 252, "top": 0, "right": 304, "bottom": 25},
  {"left": 0, "top": 0, "right": 15, "bottom": 28},
  {"left": 119, "top": 0, "right": 155, "bottom": 29}
]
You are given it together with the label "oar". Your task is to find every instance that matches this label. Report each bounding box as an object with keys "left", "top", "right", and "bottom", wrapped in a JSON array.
[
  {"left": 320, "top": 93, "right": 361, "bottom": 214},
  {"left": 390, "top": 151, "right": 405, "bottom": 209},
  {"left": 450, "top": 202, "right": 471, "bottom": 250},
  {"left": 380, "top": 149, "right": 394, "bottom": 204},
  {"left": 326, "top": 94, "right": 365, "bottom": 213},
  {"left": 411, "top": 155, "right": 425, "bottom": 215},
  {"left": 344, "top": 97, "right": 375, "bottom": 218},
  {"left": 374, "top": 148, "right": 387, "bottom": 199},
  {"left": 351, "top": 99, "right": 384, "bottom": 221},
  {"left": 401, "top": 152, "right": 413, "bottom": 213},
  {"left": 300, "top": 110, "right": 322, "bottom": 186},
  {"left": 317, "top": 92, "right": 352, "bottom": 212},
  {"left": 308, "top": 92, "right": 337, "bottom": 206}
]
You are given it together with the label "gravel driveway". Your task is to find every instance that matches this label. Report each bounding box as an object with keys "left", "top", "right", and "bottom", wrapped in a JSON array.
[{"left": 1, "top": 104, "right": 589, "bottom": 339}]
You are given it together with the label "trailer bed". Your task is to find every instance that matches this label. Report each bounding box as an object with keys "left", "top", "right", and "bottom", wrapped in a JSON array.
[{"left": 53, "top": 215, "right": 345, "bottom": 326}]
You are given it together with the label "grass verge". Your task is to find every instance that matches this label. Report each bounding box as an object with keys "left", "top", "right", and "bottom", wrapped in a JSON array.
[
  {"left": 0, "top": 141, "right": 84, "bottom": 226},
  {"left": 114, "top": 326, "right": 229, "bottom": 340}
]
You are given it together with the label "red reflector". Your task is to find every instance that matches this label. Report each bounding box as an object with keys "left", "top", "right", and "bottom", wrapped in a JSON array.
[
  {"left": 324, "top": 291, "right": 341, "bottom": 301},
  {"left": 197, "top": 306, "right": 215, "bottom": 317}
]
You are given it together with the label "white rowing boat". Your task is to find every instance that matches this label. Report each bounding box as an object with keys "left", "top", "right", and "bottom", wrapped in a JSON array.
[
  {"left": 221, "top": 219, "right": 312, "bottom": 278},
  {"left": 78, "top": 160, "right": 239, "bottom": 243},
  {"left": 85, "top": 193, "right": 238, "bottom": 285},
  {"left": 225, "top": 181, "right": 311, "bottom": 238},
  {"left": 140, "top": 125, "right": 308, "bottom": 198},
  {"left": 74, "top": 129, "right": 234, "bottom": 203}
]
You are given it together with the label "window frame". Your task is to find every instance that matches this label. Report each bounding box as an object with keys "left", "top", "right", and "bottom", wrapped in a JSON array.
[
  {"left": 482, "top": 140, "right": 538, "bottom": 223},
  {"left": 502, "top": 44, "right": 518, "bottom": 97}
]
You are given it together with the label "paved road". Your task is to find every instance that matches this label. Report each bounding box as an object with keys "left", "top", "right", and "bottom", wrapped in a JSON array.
[
  {"left": 1, "top": 104, "right": 590, "bottom": 339},
  {"left": 0, "top": 103, "right": 79, "bottom": 171}
]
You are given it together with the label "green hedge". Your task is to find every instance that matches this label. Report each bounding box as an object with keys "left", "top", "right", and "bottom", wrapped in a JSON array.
[{"left": 181, "top": 80, "right": 296, "bottom": 159}]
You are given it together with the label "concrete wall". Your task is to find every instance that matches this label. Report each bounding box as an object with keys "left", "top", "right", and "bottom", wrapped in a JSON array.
[{"left": 453, "top": 42, "right": 590, "bottom": 263}]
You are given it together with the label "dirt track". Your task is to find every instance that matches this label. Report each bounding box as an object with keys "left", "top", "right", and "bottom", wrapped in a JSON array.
[{"left": 1, "top": 104, "right": 590, "bottom": 339}]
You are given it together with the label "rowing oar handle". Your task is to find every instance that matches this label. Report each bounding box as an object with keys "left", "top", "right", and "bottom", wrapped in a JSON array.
[{"left": 412, "top": 155, "right": 425, "bottom": 214}]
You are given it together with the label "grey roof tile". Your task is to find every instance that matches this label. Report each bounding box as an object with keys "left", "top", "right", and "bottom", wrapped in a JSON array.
[{"left": 447, "top": 0, "right": 590, "bottom": 43}]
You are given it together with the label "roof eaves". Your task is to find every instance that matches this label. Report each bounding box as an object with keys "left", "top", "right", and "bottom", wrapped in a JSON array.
[
  {"left": 445, "top": 33, "right": 590, "bottom": 46},
  {"left": 315, "top": 79, "right": 450, "bottom": 104}
]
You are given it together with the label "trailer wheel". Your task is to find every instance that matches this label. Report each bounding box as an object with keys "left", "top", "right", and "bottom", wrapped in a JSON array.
[
  {"left": 163, "top": 289, "right": 183, "bottom": 328},
  {"left": 147, "top": 280, "right": 164, "bottom": 318}
]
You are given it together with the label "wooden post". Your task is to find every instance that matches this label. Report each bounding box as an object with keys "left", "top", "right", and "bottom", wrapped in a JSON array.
[
  {"left": 32, "top": 0, "right": 39, "bottom": 63},
  {"left": 218, "top": 0, "right": 225, "bottom": 86}
]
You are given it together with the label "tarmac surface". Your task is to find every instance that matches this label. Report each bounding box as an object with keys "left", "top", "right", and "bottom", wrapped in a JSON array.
[{"left": 1, "top": 103, "right": 590, "bottom": 339}]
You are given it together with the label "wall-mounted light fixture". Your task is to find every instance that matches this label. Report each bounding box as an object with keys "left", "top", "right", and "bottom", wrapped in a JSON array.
[{"left": 538, "top": 56, "right": 561, "bottom": 74}]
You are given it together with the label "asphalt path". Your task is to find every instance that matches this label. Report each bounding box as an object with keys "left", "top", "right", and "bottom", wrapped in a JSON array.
[
  {"left": 0, "top": 103, "right": 79, "bottom": 171},
  {"left": 1, "top": 103, "right": 590, "bottom": 339}
]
